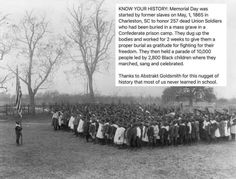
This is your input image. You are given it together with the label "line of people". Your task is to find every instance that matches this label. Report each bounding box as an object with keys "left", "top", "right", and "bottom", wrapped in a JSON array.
[{"left": 51, "top": 104, "right": 236, "bottom": 148}]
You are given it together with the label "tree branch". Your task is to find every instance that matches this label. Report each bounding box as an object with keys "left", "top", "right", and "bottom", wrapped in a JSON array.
[{"left": 7, "top": 65, "right": 29, "bottom": 85}]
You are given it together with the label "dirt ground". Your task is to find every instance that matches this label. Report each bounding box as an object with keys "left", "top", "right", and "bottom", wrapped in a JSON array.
[{"left": 0, "top": 115, "right": 236, "bottom": 179}]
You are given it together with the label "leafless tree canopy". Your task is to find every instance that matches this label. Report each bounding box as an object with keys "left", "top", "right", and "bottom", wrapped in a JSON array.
[
  {"left": 67, "top": 1, "right": 114, "bottom": 100},
  {"left": 0, "top": 14, "right": 11, "bottom": 61},
  {"left": 0, "top": 13, "right": 11, "bottom": 91}
]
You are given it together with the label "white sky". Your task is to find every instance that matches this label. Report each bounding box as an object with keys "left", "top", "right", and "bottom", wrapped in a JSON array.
[{"left": 0, "top": 0, "right": 235, "bottom": 98}]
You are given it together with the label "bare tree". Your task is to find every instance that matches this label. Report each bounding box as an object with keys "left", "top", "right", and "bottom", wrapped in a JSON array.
[
  {"left": 0, "top": 14, "right": 11, "bottom": 61},
  {"left": 9, "top": 12, "right": 65, "bottom": 114},
  {"left": 0, "top": 13, "right": 11, "bottom": 91},
  {"left": 67, "top": 1, "right": 114, "bottom": 101},
  {"left": 162, "top": 87, "right": 216, "bottom": 106}
]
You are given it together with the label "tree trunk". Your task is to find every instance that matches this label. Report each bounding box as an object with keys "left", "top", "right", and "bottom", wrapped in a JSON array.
[
  {"left": 88, "top": 74, "right": 95, "bottom": 102},
  {"left": 29, "top": 92, "right": 36, "bottom": 115}
]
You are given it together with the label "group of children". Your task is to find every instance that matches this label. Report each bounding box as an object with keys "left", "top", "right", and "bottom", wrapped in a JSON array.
[{"left": 51, "top": 104, "right": 236, "bottom": 148}]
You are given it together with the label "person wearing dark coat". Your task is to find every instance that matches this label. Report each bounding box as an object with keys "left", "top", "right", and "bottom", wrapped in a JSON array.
[
  {"left": 173, "top": 121, "right": 179, "bottom": 146},
  {"left": 15, "top": 121, "right": 22, "bottom": 145},
  {"left": 73, "top": 115, "right": 79, "bottom": 137},
  {"left": 178, "top": 120, "right": 186, "bottom": 145},
  {"left": 83, "top": 120, "right": 91, "bottom": 142}
]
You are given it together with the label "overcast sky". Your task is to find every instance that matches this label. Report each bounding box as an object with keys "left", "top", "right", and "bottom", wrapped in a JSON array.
[{"left": 0, "top": 0, "right": 235, "bottom": 98}]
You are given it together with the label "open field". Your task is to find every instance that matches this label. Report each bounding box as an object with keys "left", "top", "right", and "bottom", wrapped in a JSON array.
[{"left": 1, "top": 115, "right": 236, "bottom": 179}]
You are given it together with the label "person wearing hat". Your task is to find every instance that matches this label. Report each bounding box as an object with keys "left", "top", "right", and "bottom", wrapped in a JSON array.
[{"left": 15, "top": 121, "right": 22, "bottom": 145}]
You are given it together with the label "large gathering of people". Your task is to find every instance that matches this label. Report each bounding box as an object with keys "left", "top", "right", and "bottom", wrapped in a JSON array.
[{"left": 51, "top": 103, "right": 236, "bottom": 149}]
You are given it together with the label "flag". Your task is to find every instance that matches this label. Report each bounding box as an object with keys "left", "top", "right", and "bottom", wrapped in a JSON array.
[{"left": 15, "top": 67, "right": 22, "bottom": 117}]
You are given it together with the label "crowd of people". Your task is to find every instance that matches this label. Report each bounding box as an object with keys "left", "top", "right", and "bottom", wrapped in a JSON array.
[{"left": 51, "top": 103, "right": 236, "bottom": 149}]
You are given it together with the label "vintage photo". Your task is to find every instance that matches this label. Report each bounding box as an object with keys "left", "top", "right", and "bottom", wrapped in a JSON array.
[{"left": 0, "top": 0, "right": 235, "bottom": 178}]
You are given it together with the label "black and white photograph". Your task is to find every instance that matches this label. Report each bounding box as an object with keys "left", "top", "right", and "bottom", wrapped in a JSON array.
[{"left": 0, "top": 0, "right": 236, "bottom": 178}]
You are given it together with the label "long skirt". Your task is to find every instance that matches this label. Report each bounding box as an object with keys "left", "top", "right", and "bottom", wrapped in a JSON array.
[{"left": 114, "top": 127, "right": 125, "bottom": 145}]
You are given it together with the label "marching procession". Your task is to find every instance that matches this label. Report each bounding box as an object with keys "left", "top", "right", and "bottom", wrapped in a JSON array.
[{"left": 51, "top": 103, "right": 236, "bottom": 148}]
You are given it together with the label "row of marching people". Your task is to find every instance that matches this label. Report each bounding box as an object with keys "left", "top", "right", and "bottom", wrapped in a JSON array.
[{"left": 51, "top": 106, "right": 236, "bottom": 148}]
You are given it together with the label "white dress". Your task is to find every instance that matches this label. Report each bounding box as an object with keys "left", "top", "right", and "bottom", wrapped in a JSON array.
[
  {"left": 142, "top": 126, "right": 149, "bottom": 142},
  {"left": 114, "top": 127, "right": 125, "bottom": 145},
  {"left": 215, "top": 127, "right": 220, "bottom": 138},
  {"left": 230, "top": 118, "right": 236, "bottom": 134},
  {"left": 136, "top": 126, "right": 141, "bottom": 138},
  {"left": 153, "top": 125, "right": 160, "bottom": 139},
  {"left": 77, "top": 119, "right": 84, "bottom": 133},
  {"left": 58, "top": 115, "right": 63, "bottom": 126},
  {"left": 96, "top": 123, "right": 104, "bottom": 139},
  {"left": 187, "top": 122, "right": 192, "bottom": 134},
  {"left": 231, "top": 125, "right": 236, "bottom": 134},
  {"left": 224, "top": 121, "right": 230, "bottom": 137},
  {"left": 68, "top": 116, "right": 75, "bottom": 130}
]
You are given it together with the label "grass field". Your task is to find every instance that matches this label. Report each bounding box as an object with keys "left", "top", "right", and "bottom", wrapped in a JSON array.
[{"left": 1, "top": 115, "right": 236, "bottom": 179}]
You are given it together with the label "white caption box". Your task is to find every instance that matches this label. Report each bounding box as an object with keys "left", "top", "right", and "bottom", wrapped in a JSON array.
[{"left": 116, "top": 4, "right": 226, "bottom": 86}]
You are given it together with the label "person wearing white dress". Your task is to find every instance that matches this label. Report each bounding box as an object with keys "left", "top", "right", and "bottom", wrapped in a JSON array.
[
  {"left": 214, "top": 120, "right": 221, "bottom": 139},
  {"left": 68, "top": 115, "right": 75, "bottom": 130},
  {"left": 142, "top": 125, "right": 149, "bottom": 145},
  {"left": 224, "top": 120, "right": 230, "bottom": 139},
  {"left": 77, "top": 116, "right": 84, "bottom": 134},
  {"left": 153, "top": 124, "right": 160, "bottom": 140},
  {"left": 136, "top": 126, "right": 142, "bottom": 138},
  {"left": 58, "top": 112, "right": 63, "bottom": 129},
  {"left": 114, "top": 126, "right": 126, "bottom": 145},
  {"left": 96, "top": 121, "right": 104, "bottom": 144}
]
